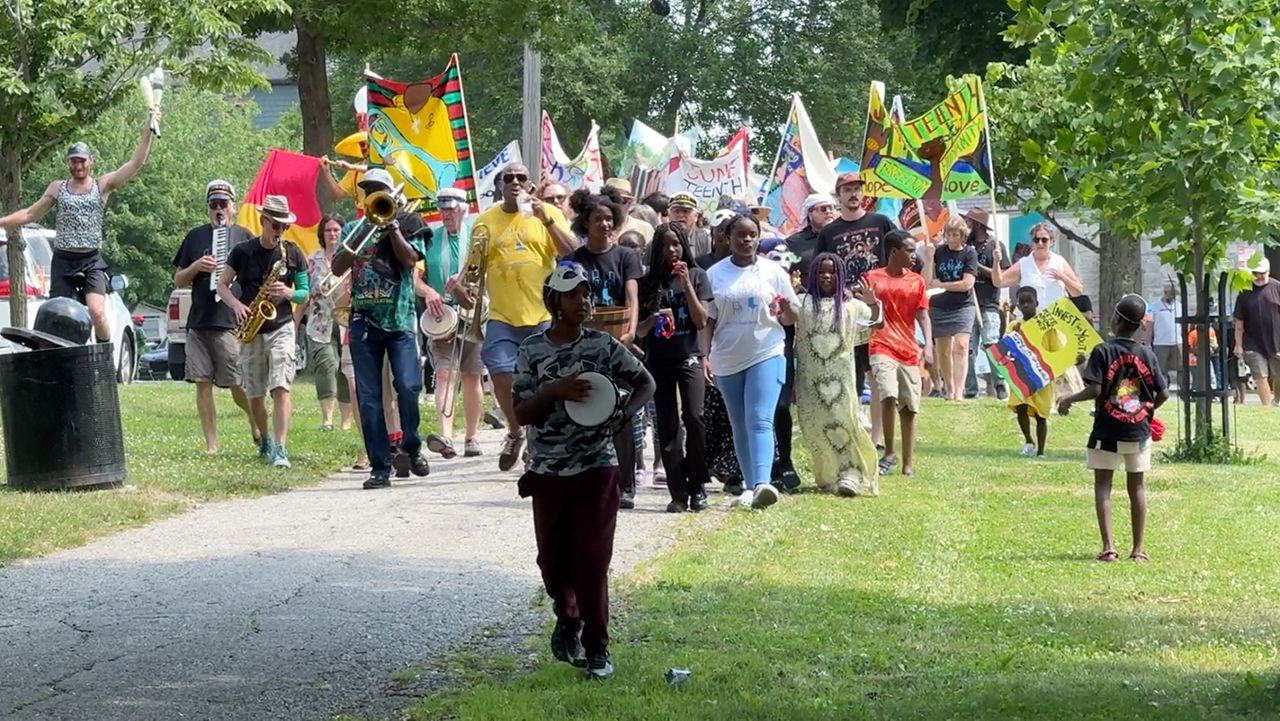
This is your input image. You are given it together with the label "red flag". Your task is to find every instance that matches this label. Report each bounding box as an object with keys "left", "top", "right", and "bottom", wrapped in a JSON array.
[{"left": 236, "top": 149, "right": 323, "bottom": 256}]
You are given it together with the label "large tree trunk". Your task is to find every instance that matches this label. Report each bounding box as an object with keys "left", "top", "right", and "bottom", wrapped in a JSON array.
[
  {"left": 1096, "top": 223, "right": 1140, "bottom": 336},
  {"left": 1, "top": 148, "right": 27, "bottom": 328},
  {"left": 294, "top": 18, "right": 333, "bottom": 163}
]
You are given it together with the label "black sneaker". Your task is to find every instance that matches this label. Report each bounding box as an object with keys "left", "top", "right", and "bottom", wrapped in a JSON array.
[
  {"left": 689, "top": 491, "right": 709, "bottom": 512},
  {"left": 584, "top": 651, "right": 614, "bottom": 680},
  {"left": 665, "top": 500, "right": 687, "bottom": 513},
  {"left": 550, "top": 619, "right": 586, "bottom": 667},
  {"left": 409, "top": 451, "right": 430, "bottom": 477},
  {"left": 778, "top": 467, "right": 802, "bottom": 492},
  {"left": 723, "top": 482, "right": 744, "bottom": 496},
  {"left": 619, "top": 490, "right": 636, "bottom": 510},
  {"left": 362, "top": 475, "right": 391, "bottom": 490},
  {"left": 391, "top": 447, "right": 411, "bottom": 478}
]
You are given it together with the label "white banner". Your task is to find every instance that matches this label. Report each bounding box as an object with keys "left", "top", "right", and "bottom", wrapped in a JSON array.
[
  {"left": 662, "top": 128, "right": 750, "bottom": 213},
  {"left": 475, "top": 140, "right": 522, "bottom": 210},
  {"left": 540, "top": 112, "right": 604, "bottom": 192}
]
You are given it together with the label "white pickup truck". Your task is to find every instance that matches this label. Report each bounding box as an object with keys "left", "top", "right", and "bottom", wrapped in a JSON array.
[
  {"left": 0, "top": 225, "right": 140, "bottom": 382},
  {"left": 166, "top": 287, "right": 192, "bottom": 380}
]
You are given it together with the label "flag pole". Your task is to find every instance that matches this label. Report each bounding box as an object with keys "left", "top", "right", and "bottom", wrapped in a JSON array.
[
  {"left": 758, "top": 94, "right": 794, "bottom": 205},
  {"left": 976, "top": 76, "right": 1001, "bottom": 251}
]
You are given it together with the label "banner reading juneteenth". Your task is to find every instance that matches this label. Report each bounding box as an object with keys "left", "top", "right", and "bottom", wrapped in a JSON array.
[
  {"left": 987, "top": 298, "right": 1103, "bottom": 400},
  {"left": 861, "top": 77, "right": 994, "bottom": 202},
  {"left": 365, "top": 54, "right": 478, "bottom": 222}
]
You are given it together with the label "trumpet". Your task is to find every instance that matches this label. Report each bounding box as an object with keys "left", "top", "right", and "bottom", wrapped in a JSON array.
[{"left": 318, "top": 184, "right": 421, "bottom": 297}]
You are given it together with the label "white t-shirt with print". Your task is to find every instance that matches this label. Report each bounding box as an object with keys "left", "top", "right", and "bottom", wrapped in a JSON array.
[{"left": 706, "top": 257, "right": 800, "bottom": 376}]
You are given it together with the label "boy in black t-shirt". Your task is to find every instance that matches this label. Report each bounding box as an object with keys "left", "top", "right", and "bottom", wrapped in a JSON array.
[{"left": 1058, "top": 294, "right": 1170, "bottom": 563}]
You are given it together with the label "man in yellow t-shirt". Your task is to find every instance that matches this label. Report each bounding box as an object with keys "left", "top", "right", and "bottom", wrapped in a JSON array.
[{"left": 456, "top": 162, "right": 577, "bottom": 471}]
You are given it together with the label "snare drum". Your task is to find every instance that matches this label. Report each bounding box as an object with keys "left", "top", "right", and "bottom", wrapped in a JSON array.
[
  {"left": 419, "top": 305, "right": 460, "bottom": 342},
  {"left": 564, "top": 371, "right": 624, "bottom": 429}
]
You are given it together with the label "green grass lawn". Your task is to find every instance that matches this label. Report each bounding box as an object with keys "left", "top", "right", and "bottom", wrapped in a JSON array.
[
  {"left": 409, "top": 400, "right": 1280, "bottom": 721},
  {"left": 0, "top": 379, "right": 367, "bottom": 565}
]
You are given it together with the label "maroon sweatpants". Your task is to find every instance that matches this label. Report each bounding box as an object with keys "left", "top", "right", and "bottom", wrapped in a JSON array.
[{"left": 519, "top": 466, "right": 621, "bottom": 655}]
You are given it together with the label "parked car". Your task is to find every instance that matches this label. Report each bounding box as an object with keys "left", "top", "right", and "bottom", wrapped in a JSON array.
[
  {"left": 0, "top": 225, "right": 140, "bottom": 383},
  {"left": 139, "top": 338, "right": 170, "bottom": 380},
  {"left": 166, "top": 287, "right": 192, "bottom": 380}
]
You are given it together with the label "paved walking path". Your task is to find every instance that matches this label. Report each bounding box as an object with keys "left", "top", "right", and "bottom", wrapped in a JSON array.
[{"left": 0, "top": 429, "right": 683, "bottom": 720}]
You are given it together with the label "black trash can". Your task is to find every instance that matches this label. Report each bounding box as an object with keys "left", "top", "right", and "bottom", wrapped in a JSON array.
[{"left": 0, "top": 343, "right": 127, "bottom": 490}]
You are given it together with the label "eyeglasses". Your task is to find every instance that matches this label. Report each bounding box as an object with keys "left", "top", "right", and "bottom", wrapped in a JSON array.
[
  {"left": 502, "top": 173, "right": 529, "bottom": 184},
  {"left": 1032, "top": 237, "right": 1052, "bottom": 244},
  {"left": 812, "top": 205, "right": 835, "bottom": 213},
  {"left": 269, "top": 221, "right": 291, "bottom": 231},
  {"left": 543, "top": 194, "right": 566, "bottom": 203},
  {"left": 208, "top": 200, "right": 229, "bottom": 210}
]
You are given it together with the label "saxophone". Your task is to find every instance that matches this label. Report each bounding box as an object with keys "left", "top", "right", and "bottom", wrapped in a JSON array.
[{"left": 234, "top": 240, "right": 289, "bottom": 344}]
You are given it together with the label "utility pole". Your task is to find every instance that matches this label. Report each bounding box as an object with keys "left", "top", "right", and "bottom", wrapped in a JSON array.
[{"left": 521, "top": 42, "right": 542, "bottom": 184}]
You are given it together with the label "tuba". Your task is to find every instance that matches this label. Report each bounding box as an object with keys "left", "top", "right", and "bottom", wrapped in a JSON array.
[{"left": 234, "top": 240, "right": 290, "bottom": 344}]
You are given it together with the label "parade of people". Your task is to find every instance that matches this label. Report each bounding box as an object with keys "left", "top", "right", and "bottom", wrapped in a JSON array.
[{"left": 4, "top": 8, "right": 1279, "bottom": 713}]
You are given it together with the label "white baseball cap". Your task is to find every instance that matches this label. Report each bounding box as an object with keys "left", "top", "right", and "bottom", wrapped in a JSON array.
[{"left": 358, "top": 168, "right": 396, "bottom": 191}]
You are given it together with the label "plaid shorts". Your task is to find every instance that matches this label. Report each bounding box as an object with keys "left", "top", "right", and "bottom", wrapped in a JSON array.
[{"left": 241, "top": 322, "right": 296, "bottom": 398}]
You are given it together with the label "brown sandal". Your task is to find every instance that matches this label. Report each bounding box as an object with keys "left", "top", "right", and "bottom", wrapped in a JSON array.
[
  {"left": 1130, "top": 551, "right": 1149, "bottom": 562},
  {"left": 1096, "top": 550, "right": 1119, "bottom": 562}
]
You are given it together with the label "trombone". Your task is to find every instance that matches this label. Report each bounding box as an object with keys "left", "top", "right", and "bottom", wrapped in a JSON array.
[
  {"left": 318, "top": 184, "right": 422, "bottom": 297},
  {"left": 438, "top": 223, "right": 490, "bottom": 418}
]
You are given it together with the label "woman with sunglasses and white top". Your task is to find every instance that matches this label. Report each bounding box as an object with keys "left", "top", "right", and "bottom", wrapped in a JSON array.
[{"left": 991, "top": 222, "right": 1084, "bottom": 308}]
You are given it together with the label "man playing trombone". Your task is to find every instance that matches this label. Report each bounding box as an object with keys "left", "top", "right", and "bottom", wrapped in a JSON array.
[
  {"left": 330, "top": 168, "right": 432, "bottom": 489},
  {"left": 422, "top": 187, "right": 485, "bottom": 459}
]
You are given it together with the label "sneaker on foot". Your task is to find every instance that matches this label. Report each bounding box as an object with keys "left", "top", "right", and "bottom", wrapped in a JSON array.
[
  {"left": 652, "top": 470, "right": 667, "bottom": 486},
  {"left": 426, "top": 433, "right": 456, "bottom": 459},
  {"left": 498, "top": 434, "right": 525, "bottom": 472},
  {"left": 619, "top": 489, "right": 636, "bottom": 510},
  {"left": 723, "top": 481, "right": 744, "bottom": 496},
  {"left": 464, "top": 438, "right": 482, "bottom": 457},
  {"left": 733, "top": 489, "right": 754, "bottom": 507},
  {"left": 635, "top": 469, "right": 651, "bottom": 488},
  {"left": 778, "top": 467, "right": 801, "bottom": 492},
  {"left": 836, "top": 479, "right": 859, "bottom": 497},
  {"left": 409, "top": 451, "right": 431, "bottom": 477},
  {"left": 1020, "top": 443, "right": 1037, "bottom": 457},
  {"left": 584, "top": 651, "right": 614, "bottom": 680},
  {"left": 550, "top": 619, "right": 586, "bottom": 667},
  {"left": 391, "top": 448, "right": 411, "bottom": 478},
  {"left": 665, "top": 500, "right": 687, "bottom": 513},
  {"left": 689, "top": 491, "right": 709, "bottom": 512},
  {"left": 271, "top": 444, "right": 291, "bottom": 469},
  {"left": 258, "top": 436, "right": 274, "bottom": 460},
  {"left": 483, "top": 408, "right": 505, "bottom": 430},
  {"left": 996, "top": 387, "right": 1009, "bottom": 401},
  {"left": 362, "top": 474, "right": 391, "bottom": 490},
  {"left": 752, "top": 483, "right": 780, "bottom": 509}
]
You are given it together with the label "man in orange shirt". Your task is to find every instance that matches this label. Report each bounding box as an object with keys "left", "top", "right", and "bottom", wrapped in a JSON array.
[{"left": 862, "top": 229, "right": 933, "bottom": 477}]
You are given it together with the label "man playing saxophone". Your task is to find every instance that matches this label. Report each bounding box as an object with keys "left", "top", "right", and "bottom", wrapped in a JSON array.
[
  {"left": 330, "top": 169, "right": 432, "bottom": 489},
  {"left": 217, "top": 195, "right": 309, "bottom": 469}
]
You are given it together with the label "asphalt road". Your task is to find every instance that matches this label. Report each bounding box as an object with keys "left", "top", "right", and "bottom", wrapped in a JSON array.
[{"left": 0, "top": 429, "right": 682, "bottom": 720}]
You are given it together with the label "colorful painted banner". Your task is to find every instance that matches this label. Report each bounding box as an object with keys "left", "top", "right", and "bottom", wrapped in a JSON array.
[
  {"left": 758, "top": 95, "right": 837, "bottom": 235},
  {"left": 861, "top": 77, "right": 993, "bottom": 202},
  {"left": 475, "top": 140, "right": 522, "bottom": 211},
  {"left": 540, "top": 112, "right": 604, "bottom": 192},
  {"left": 897, "top": 199, "right": 952, "bottom": 242},
  {"left": 235, "top": 149, "right": 324, "bottom": 256},
  {"left": 365, "top": 54, "right": 478, "bottom": 221},
  {"left": 619, "top": 120, "right": 676, "bottom": 199},
  {"left": 663, "top": 128, "right": 751, "bottom": 212},
  {"left": 987, "top": 298, "right": 1103, "bottom": 400}
]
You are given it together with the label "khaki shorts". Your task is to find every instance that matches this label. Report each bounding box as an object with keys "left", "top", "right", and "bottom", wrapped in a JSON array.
[
  {"left": 429, "top": 337, "right": 485, "bottom": 375},
  {"left": 1243, "top": 350, "right": 1280, "bottom": 380},
  {"left": 186, "top": 328, "right": 242, "bottom": 388},
  {"left": 1087, "top": 440, "right": 1152, "bottom": 473},
  {"left": 1154, "top": 345, "right": 1181, "bottom": 374},
  {"left": 241, "top": 322, "right": 296, "bottom": 398},
  {"left": 870, "top": 354, "right": 922, "bottom": 414}
]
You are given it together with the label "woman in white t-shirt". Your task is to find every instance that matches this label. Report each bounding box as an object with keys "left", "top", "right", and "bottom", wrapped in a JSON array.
[
  {"left": 705, "top": 214, "right": 800, "bottom": 511},
  {"left": 991, "top": 222, "right": 1083, "bottom": 308}
]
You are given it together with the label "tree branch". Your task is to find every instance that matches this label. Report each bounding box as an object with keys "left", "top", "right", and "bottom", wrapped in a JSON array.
[{"left": 1043, "top": 212, "right": 1100, "bottom": 253}]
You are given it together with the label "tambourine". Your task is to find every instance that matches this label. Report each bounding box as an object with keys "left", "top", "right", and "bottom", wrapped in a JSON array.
[
  {"left": 419, "top": 305, "right": 459, "bottom": 341},
  {"left": 563, "top": 371, "right": 628, "bottom": 432}
]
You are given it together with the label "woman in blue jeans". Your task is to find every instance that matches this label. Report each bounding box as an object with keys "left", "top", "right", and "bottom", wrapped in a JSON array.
[{"left": 704, "top": 214, "right": 800, "bottom": 510}]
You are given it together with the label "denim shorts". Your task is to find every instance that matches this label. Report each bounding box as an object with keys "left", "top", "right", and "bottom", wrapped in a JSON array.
[{"left": 481, "top": 320, "right": 551, "bottom": 375}]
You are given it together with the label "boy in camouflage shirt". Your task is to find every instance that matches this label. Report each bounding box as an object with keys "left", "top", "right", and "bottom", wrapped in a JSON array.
[{"left": 513, "top": 264, "right": 655, "bottom": 680}]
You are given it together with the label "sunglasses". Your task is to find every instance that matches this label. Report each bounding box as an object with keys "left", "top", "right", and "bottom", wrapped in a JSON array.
[
  {"left": 543, "top": 194, "right": 567, "bottom": 203},
  {"left": 502, "top": 173, "right": 529, "bottom": 184},
  {"left": 1032, "top": 237, "right": 1052, "bottom": 244},
  {"left": 269, "top": 221, "right": 291, "bottom": 231},
  {"left": 208, "top": 200, "right": 229, "bottom": 210}
]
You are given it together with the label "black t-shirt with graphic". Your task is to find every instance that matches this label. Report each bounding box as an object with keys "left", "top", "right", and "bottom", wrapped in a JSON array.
[
  {"left": 643, "top": 268, "right": 713, "bottom": 361},
  {"left": 815, "top": 212, "right": 895, "bottom": 286},
  {"left": 1082, "top": 337, "right": 1169, "bottom": 447},
  {"left": 567, "top": 244, "right": 644, "bottom": 308},
  {"left": 785, "top": 226, "right": 821, "bottom": 288},
  {"left": 172, "top": 224, "right": 252, "bottom": 330},
  {"left": 226, "top": 238, "right": 307, "bottom": 334},
  {"left": 930, "top": 244, "right": 979, "bottom": 312},
  {"left": 970, "top": 235, "right": 1010, "bottom": 312}
]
